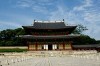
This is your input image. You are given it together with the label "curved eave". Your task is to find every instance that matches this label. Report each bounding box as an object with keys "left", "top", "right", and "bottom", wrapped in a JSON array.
[
  {"left": 19, "top": 35, "right": 80, "bottom": 39},
  {"left": 22, "top": 26, "right": 77, "bottom": 30},
  {"left": 22, "top": 26, "right": 77, "bottom": 34}
]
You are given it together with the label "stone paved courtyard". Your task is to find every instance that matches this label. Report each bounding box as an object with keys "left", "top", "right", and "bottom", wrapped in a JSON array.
[
  {"left": 2, "top": 56, "right": 100, "bottom": 66},
  {"left": 0, "top": 50, "right": 100, "bottom": 66}
]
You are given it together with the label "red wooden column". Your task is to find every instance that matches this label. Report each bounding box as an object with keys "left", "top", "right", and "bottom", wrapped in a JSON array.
[
  {"left": 27, "top": 42, "right": 29, "bottom": 51},
  {"left": 36, "top": 39, "right": 37, "bottom": 51},
  {"left": 70, "top": 41, "right": 73, "bottom": 50},
  {"left": 63, "top": 40, "right": 65, "bottom": 50},
  {"left": 54, "top": 39, "right": 56, "bottom": 50}
]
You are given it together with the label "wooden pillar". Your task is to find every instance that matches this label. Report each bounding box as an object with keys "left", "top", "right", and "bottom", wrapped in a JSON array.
[
  {"left": 54, "top": 39, "right": 56, "bottom": 50},
  {"left": 36, "top": 39, "right": 37, "bottom": 51},
  {"left": 63, "top": 39, "right": 65, "bottom": 50},
  {"left": 27, "top": 42, "right": 29, "bottom": 51},
  {"left": 57, "top": 42, "right": 59, "bottom": 50},
  {"left": 70, "top": 41, "right": 73, "bottom": 50},
  {"left": 63, "top": 42, "right": 65, "bottom": 50},
  {"left": 44, "top": 39, "right": 45, "bottom": 51}
]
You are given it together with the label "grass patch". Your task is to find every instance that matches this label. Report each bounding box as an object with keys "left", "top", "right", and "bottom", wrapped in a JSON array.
[{"left": 0, "top": 48, "right": 27, "bottom": 52}]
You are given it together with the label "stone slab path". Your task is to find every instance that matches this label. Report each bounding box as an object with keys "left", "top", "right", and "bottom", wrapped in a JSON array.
[
  {"left": 2, "top": 56, "right": 99, "bottom": 66},
  {"left": 0, "top": 51, "right": 100, "bottom": 66}
]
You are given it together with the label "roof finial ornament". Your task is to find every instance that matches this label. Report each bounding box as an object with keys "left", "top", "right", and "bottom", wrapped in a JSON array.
[
  {"left": 34, "top": 20, "right": 35, "bottom": 22},
  {"left": 63, "top": 19, "right": 64, "bottom": 22}
]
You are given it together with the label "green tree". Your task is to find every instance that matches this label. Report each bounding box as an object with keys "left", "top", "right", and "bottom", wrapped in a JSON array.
[
  {"left": 14, "top": 28, "right": 25, "bottom": 35},
  {"left": 0, "top": 29, "right": 15, "bottom": 40},
  {"left": 0, "top": 28, "right": 26, "bottom": 46},
  {"left": 73, "top": 24, "right": 88, "bottom": 34},
  {"left": 73, "top": 35, "right": 97, "bottom": 45},
  {"left": 72, "top": 25, "right": 98, "bottom": 45}
]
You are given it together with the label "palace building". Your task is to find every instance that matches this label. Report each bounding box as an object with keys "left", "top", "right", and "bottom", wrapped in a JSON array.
[{"left": 20, "top": 20, "right": 80, "bottom": 51}]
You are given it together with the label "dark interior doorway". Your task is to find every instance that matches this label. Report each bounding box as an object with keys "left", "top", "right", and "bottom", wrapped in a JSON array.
[{"left": 48, "top": 44, "right": 52, "bottom": 50}]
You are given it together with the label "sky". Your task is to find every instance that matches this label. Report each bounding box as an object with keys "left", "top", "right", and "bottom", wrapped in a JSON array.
[{"left": 0, "top": 0, "right": 100, "bottom": 40}]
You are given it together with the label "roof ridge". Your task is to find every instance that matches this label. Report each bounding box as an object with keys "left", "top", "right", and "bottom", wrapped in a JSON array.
[{"left": 34, "top": 21, "right": 64, "bottom": 23}]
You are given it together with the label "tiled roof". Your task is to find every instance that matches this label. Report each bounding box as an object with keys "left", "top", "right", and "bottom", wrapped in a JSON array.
[
  {"left": 22, "top": 22, "right": 77, "bottom": 29},
  {"left": 34, "top": 22, "right": 66, "bottom": 29}
]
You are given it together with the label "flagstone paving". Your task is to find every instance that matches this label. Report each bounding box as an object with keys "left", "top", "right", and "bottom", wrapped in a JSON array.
[
  {"left": 0, "top": 51, "right": 100, "bottom": 66},
  {"left": 7, "top": 56, "right": 100, "bottom": 66}
]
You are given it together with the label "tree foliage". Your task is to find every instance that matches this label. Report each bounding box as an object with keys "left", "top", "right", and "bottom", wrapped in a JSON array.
[
  {"left": 72, "top": 25, "right": 97, "bottom": 45},
  {"left": 73, "top": 24, "right": 88, "bottom": 34},
  {"left": 0, "top": 28, "right": 26, "bottom": 46},
  {"left": 73, "top": 35, "right": 97, "bottom": 45}
]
